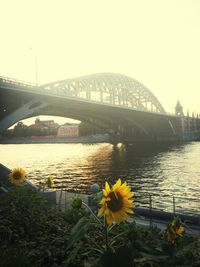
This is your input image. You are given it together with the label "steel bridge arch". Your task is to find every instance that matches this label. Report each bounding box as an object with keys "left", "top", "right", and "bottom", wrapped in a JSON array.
[{"left": 40, "top": 73, "right": 165, "bottom": 114}]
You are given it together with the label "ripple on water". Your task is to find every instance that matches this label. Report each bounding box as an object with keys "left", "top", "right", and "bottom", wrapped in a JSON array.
[{"left": 0, "top": 142, "right": 200, "bottom": 214}]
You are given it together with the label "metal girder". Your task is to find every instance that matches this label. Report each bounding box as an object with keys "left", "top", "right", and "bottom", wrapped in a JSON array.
[{"left": 40, "top": 73, "right": 165, "bottom": 114}]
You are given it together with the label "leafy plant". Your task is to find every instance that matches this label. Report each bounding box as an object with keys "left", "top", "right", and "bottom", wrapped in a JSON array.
[
  {"left": 1, "top": 186, "right": 200, "bottom": 267},
  {"left": 62, "top": 196, "right": 90, "bottom": 224},
  {"left": 0, "top": 187, "right": 72, "bottom": 267},
  {"left": 0, "top": 247, "right": 36, "bottom": 267}
]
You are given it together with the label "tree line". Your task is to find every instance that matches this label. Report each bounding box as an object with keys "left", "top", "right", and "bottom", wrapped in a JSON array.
[{"left": 2, "top": 121, "right": 106, "bottom": 138}]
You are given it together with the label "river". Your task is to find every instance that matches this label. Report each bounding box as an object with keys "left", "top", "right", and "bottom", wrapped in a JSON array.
[{"left": 1, "top": 141, "right": 200, "bottom": 215}]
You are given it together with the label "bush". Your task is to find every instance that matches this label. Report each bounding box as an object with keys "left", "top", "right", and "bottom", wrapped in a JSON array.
[
  {"left": 0, "top": 187, "right": 72, "bottom": 267},
  {"left": 62, "top": 197, "right": 90, "bottom": 224},
  {"left": 0, "top": 247, "right": 36, "bottom": 267}
]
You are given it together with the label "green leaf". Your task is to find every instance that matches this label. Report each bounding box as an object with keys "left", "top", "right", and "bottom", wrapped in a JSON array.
[{"left": 67, "top": 216, "right": 90, "bottom": 249}]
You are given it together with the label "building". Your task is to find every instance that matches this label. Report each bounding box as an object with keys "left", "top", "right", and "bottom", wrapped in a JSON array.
[
  {"left": 57, "top": 124, "right": 79, "bottom": 137},
  {"left": 29, "top": 118, "right": 59, "bottom": 129},
  {"left": 175, "top": 100, "right": 184, "bottom": 116}
]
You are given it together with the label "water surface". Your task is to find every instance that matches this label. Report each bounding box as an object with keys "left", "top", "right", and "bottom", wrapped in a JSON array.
[{"left": 1, "top": 142, "right": 200, "bottom": 214}]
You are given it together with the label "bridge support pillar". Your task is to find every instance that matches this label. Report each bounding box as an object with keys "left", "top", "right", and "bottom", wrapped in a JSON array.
[{"left": 0, "top": 99, "right": 49, "bottom": 134}]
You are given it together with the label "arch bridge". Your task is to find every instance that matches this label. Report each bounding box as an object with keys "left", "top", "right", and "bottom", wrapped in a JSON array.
[{"left": 0, "top": 73, "right": 180, "bottom": 142}]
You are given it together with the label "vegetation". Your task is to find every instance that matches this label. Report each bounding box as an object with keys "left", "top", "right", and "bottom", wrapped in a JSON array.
[
  {"left": 2, "top": 120, "right": 106, "bottom": 138},
  {"left": 2, "top": 121, "right": 57, "bottom": 137},
  {"left": 0, "top": 186, "right": 200, "bottom": 267},
  {"left": 79, "top": 121, "right": 106, "bottom": 136},
  {"left": 0, "top": 187, "right": 72, "bottom": 266}
]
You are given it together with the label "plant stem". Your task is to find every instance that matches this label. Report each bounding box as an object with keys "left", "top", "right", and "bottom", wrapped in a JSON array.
[
  {"left": 104, "top": 215, "right": 109, "bottom": 251},
  {"left": 82, "top": 201, "right": 103, "bottom": 225}
]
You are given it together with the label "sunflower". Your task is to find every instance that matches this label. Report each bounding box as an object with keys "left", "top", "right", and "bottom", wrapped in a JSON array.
[
  {"left": 176, "top": 225, "right": 185, "bottom": 237},
  {"left": 8, "top": 167, "right": 26, "bottom": 185},
  {"left": 97, "top": 179, "right": 134, "bottom": 225},
  {"left": 166, "top": 217, "right": 185, "bottom": 244},
  {"left": 47, "top": 175, "right": 55, "bottom": 188}
]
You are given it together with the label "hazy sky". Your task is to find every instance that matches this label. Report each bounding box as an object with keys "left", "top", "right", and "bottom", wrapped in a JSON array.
[{"left": 1, "top": 0, "right": 200, "bottom": 124}]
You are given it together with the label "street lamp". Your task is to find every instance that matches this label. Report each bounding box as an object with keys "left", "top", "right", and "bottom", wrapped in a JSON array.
[{"left": 28, "top": 47, "right": 38, "bottom": 85}]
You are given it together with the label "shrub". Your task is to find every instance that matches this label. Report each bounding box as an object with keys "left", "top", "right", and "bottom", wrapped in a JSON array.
[{"left": 0, "top": 187, "right": 72, "bottom": 267}]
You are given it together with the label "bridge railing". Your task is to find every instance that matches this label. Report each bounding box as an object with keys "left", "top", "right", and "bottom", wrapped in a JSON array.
[{"left": 0, "top": 75, "right": 37, "bottom": 88}]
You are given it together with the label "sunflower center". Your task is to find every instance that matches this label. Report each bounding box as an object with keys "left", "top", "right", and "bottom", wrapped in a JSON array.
[
  {"left": 13, "top": 172, "right": 21, "bottom": 180},
  {"left": 106, "top": 191, "right": 123, "bottom": 212}
]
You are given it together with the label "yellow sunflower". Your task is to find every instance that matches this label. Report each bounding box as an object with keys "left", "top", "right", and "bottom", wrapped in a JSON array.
[
  {"left": 8, "top": 167, "right": 26, "bottom": 185},
  {"left": 47, "top": 175, "right": 55, "bottom": 188},
  {"left": 176, "top": 225, "right": 185, "bottom": 237},
  {"left": 166, "top": 217, "right": 185, "bottom": 244},
  {"left": 97, "top": 178, "right": 134, "bottom": 225}
]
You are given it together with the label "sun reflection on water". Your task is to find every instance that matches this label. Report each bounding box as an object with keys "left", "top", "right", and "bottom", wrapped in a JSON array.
[{"left": 1, "top": 142, "right": 200, "bottom": 214}]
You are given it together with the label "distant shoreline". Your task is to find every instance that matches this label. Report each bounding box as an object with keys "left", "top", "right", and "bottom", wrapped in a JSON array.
[{"left": 0, "top": 134, "right": 111, "bottom": 144}]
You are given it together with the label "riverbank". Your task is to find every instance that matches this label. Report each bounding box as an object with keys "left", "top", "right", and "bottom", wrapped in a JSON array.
[{"left": 0, "top": 134, "right": 111, "bottom": 144}]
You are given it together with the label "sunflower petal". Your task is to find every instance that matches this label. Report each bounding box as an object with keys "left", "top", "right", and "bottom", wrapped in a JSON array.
[
  {"left": 97, "top": 206, "right": 105, "bottom": 217},
  {"left": 105, "top": 181, "right": 111, "bottom": 193},
  {"left": 103, "top": 189, "right": 108, "bottom": 196},
  {"left": 113, "top": 178, "right": 122, "bottom": 190},
  {"left": 106, "top": 214, "right": 113, "bottom": 225},
  {"left": 99, "top": 198, "right": 106, "bottom": 205}
]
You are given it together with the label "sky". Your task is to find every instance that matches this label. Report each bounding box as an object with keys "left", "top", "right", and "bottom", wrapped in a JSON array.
[{"left": 1, "top": 0, "right": 200, "bottom": 125}]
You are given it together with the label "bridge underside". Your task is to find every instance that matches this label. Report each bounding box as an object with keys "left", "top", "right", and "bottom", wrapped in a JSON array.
[{"left": 0, "top": 86, "right": 181, "bottom": 143}]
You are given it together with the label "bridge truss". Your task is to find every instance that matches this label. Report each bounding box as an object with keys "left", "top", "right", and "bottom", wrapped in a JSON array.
[{"left": 41, "top": 73, "right": 165, "bottom": 114}]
